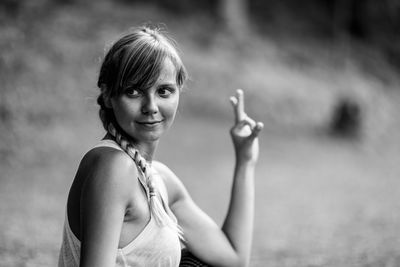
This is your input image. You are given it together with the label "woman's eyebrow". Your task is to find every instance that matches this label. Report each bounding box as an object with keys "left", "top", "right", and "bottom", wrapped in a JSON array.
[{"left": 158, "top": 83, "right": 177, "bottom": 88}]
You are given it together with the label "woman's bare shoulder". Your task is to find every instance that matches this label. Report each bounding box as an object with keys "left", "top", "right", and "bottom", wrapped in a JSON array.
[
  {"left": 67, "top": 146, "right": 139, "bottom": 237},
  {"left": 77, "top": 146, "right": 139, "bottom": 198}
]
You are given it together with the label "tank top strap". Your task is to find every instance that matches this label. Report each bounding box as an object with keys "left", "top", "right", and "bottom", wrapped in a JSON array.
[{"left": 92, "top": 139, "right": 123, "bottom": 151}]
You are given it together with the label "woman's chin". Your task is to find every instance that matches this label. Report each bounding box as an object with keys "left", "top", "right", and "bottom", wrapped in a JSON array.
[{"left": 133, "top": 131, "right": 164, "bottom": 143}]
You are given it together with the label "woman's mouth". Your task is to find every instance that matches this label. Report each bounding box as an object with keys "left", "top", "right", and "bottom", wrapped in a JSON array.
[{"left": 136, "top": 120, "right": 163, "bottom": 128}]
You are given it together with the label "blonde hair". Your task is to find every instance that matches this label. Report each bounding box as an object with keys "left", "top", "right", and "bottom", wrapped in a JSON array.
[{"left": 96, "top": 26, "right": 187, "bottom": 238}]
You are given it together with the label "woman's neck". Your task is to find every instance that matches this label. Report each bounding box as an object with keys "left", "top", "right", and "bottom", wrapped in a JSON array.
[{"left": 133, "top": 141, "right": 158, "bottom": 163}]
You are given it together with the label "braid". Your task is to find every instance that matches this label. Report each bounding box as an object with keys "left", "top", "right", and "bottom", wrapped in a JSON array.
[
  {"left": 97, "top": 94, "right": 109, "bottom": 131},
  {"left": 95, "top": 26, "right": 188, "bottom": 241},
  {"left": 97, "top": 94, "right": 117, "bottom": 132},
  {"left": 107, "top": 123, "right": 184, "bottom": 240}
]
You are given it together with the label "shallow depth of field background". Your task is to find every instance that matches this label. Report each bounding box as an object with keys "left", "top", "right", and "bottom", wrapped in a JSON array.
[{"left": 1, "top": 0, "right": 400, "bottom": 266}]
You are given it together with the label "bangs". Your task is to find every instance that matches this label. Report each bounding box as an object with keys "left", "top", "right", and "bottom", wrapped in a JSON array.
[
  {"left": 116, "top": 39, "right": 167, "bottom": 95},
  {"left": 99, "top": 28, "right": 188, "bottom": 97}
]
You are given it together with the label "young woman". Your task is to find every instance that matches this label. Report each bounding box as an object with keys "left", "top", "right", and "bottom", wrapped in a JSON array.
[{"left": 58, "top": 26, "right": 263, "bottom": 267}]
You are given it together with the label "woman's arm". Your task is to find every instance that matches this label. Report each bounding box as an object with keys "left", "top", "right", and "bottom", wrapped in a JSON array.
[
  {"left": 157, "top": 89, "right": 263, "bottom": 267},
  {"left": 79, "top": 149, "right": 136, "bottom": 267},
  {"left": 222, "top": 89, "right": 263, "bottom": 266}
]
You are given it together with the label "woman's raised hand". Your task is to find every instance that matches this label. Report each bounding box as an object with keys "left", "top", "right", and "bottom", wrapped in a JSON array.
[{"left": 229, "top": 89, "right": 264, "bottom": 164}]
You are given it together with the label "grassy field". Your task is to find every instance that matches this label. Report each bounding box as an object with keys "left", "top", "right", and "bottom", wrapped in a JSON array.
[{"left": 1, "top": 1, "right": 400, "bottom": 266}]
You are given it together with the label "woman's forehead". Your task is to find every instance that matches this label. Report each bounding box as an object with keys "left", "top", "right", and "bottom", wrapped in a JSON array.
[{"left": 156, "top": 58, "right": 177, "bottom": 85}]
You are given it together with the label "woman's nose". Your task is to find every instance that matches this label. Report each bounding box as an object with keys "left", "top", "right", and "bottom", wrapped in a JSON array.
[{"left": 141, "top": 95, "right": 158, "bottom": 115}]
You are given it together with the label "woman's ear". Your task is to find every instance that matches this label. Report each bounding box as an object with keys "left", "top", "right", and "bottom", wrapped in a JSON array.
[{"left": 100, "top": 84, "right": 112, "bottom": 109}]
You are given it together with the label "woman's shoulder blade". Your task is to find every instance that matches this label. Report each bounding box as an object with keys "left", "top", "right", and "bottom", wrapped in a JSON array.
[
  {"left": 82, "top": 146, "right": 135, "bottom": 172},
  {"left": 78, "top": 146, "right": 139, "bottom": 196},
  {"left": 67, "top": 146, "right": 139, "bottom": 237}
]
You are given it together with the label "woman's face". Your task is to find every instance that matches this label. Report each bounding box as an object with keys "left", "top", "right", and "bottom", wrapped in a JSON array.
[{"left": 110, "top": 58, "right": 180, "bottom": 143}]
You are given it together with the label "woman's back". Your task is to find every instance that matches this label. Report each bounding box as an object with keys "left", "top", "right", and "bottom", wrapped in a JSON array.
[
  {"left": 67, "top": 140, "right": 150, "bottom": 246},
  {"left": 59, "top": 139, "right": 181, "bottom": 267}
]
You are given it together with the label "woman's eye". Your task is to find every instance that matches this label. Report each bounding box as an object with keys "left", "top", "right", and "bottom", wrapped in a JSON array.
[
  {"left": 158, "top": 87, "right": 174, "bottom": 98},
  {"left": 125, "top": 88, "right": 140, "bottom": 97}
]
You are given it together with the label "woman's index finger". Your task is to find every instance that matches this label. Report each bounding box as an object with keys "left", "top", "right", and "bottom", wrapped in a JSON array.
[{"left": 236, "top": 89, "right": 245, "bottom": 121}]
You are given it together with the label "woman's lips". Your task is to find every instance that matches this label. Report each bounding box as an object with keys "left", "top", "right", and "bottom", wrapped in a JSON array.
[
  {"left": 137, "top": 120, "right": 162, "bottom": 124},
  {"left": 136, "top": 120, "right": 163, "bottom": 128}
]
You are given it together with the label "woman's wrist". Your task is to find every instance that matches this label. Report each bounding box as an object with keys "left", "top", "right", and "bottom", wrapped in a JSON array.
[{"left": 235, "top": 157, "right": 258, "bottom": 168}]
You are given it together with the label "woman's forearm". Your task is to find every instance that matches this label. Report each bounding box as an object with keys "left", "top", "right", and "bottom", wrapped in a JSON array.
[
  {"left": 221, "top": 89, "right": 262, "bottom": 266},
  {"left": 222, "top": 160, "right": 256, "bottom": 266}
]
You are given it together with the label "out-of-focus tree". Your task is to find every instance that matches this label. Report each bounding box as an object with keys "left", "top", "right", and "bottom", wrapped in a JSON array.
[
  {"left": 334, "top": 0, "right": 399, "bottom": 39},
  {"left": 218, "top": 0, "right": 250, "bottom": 41},
  {"left": 330, "top": 0, "right": 400, "bottom": 67}
]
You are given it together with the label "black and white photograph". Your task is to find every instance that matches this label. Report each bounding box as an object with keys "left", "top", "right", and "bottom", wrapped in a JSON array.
[{"left": 1, "top": 0, "right": 400, "bottom": 266}]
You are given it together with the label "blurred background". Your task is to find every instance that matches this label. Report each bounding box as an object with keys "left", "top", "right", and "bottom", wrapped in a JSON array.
[{"left": 1, "top": 0, "right": 400, "bottom": 266}]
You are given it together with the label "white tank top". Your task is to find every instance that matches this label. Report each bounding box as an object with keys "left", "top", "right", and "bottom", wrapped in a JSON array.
[{"left": 58, "top": 140, "right": 181, "bottom": 267}]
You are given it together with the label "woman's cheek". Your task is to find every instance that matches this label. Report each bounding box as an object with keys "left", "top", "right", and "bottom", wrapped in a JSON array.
[{"left": 168, "top": 97, "right": 180, "bottom": 118}]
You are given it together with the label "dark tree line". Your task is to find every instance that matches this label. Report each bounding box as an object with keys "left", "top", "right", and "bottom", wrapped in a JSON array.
[
  {"left": 2, "top": 0, "right": 399, "bottom": 66},
  {"left": 3, "top": 0, "right": 399, "bottom": 41}
]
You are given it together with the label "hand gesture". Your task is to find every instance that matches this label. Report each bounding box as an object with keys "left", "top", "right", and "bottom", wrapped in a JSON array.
[{"left": 229, "top": 89, "right": 264, "bottom": 164}]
